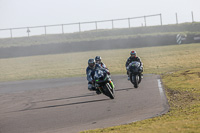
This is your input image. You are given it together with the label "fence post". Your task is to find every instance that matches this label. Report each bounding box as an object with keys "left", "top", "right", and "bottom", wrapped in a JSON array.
[
  {"left": 191, "top": 11, "right": 194, "bottom": 22},
  {"left": 176, "top": 13, "right": 178, "bottom": 24},
  {"left": 160, "top": 14, "right": 163, "bottom": 25},
  {"left": 62, "top": 24, "right": 64, "bottom": 34},
  {"left": 27, "top": 27, "right": 30, "bottom": 37},
  {"left": 112, "top": 20, "right": 114, "bottom": 29},
  {"left": 144, "top": 16, "right": 146, "bottom": 26},
  {"left": 128, "top": 18, "right": 131, "bottom": 28},
  {"left": 95, "top": 21, "right": 98, "bottom": 30},
  {"left": 44, "top": 26, "right": 47, "bottom": 35},
  {"left": 79, "top": 23, "right": 81, "bottom": 32},
  {"left": 10, "top": 29, "right": 12, "bottom": 38}
]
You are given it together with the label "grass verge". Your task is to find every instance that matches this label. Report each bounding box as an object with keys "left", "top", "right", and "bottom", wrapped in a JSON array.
[
  {"left": 0, "top": 43, "right": 200, "bottom": 132},
  {"left": 0, "top": 43, "right": 200, "bottom": 82},
  {"left": 80, "top": 68, "right": 200, "bottom": 133}
]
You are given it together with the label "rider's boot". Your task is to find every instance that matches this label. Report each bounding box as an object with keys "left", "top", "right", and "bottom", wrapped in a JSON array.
[
  {"left": 88, "top": 83, "right": 96, "bottom": 91},
  {"left": 96, "top": 89, "right": 101, "bottom": 95},
  {"left": 141, "top": 73, "right": 143, "bottom": 79}
]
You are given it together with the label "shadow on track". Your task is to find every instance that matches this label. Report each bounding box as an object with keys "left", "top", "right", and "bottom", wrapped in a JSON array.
[
  {"left": 116, "top": 88, "right": 136, "bottom": 92},
  {"left": 32, "top": 88, "right": 134, "bottom": 104},
  {"left": 18, "top": 98, "right": 109, "bottom": 112},
  {"left": 10, "top": 88, "right": 135, "bottom": 113},
  {"left": 32, "top": 93, "right": 95, "bottom": 103}
]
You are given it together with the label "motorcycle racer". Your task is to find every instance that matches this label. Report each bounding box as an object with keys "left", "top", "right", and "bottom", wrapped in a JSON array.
[
  {"left": 95, "top": 56, "right": 108, "bottom": 70},
  {"left": 125, "top": 50, "right": 143, "bottom": 80},
  {"left": 86, "top": 58, "right": 110, "bottom": 94}
]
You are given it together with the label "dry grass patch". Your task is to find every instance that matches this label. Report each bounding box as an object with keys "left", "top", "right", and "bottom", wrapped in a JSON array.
[{"left": 0, "top": 43, "right": 200, "bottom": 81}]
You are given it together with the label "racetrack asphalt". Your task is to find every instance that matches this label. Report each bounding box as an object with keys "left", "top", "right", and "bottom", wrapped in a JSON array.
[{"left": 0, "top": 74, "right": 169, "bottom": 133}]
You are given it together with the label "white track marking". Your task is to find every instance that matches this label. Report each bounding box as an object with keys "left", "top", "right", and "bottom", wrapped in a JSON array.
[{"left": 157, "top": 79, "right": 164, "bottom": 100}]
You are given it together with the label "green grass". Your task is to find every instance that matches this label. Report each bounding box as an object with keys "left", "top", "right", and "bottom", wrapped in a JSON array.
[
  {"left": 0, "top": 43, "right": 200, "bottom": 133},
  {"left": 0, "top": 43, "right": 200, "bottom": 82}
]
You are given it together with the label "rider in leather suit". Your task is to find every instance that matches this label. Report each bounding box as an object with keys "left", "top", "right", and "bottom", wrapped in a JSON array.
[
  {"left": 125, "top": 50, "right": 143, "bottom": 80},
  {"left": 86, "top": 59, "right": 109, "bottom": 94},
  {"left": 95, "top": 56, "right": 108, "bottom": 70}
]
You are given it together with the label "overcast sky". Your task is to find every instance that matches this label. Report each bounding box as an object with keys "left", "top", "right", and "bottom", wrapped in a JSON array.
[{"left": 0, "top": 0, "right": 200, "bottom": 37}]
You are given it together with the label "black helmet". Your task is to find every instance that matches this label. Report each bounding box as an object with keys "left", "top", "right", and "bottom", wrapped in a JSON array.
[
  {"left": 88, "top": 59, "right": 95, "bottom": 68},
  {"left": 95, "top": 56, "right": 102, "bottom": 64},
  {"left": 130, "top": 50, "right": 136, "bottom": 56}
]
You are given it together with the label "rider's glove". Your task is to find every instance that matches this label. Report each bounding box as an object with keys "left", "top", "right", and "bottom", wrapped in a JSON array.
[{"left": 107, "top": 71, "right": 110, "bottom": 75}]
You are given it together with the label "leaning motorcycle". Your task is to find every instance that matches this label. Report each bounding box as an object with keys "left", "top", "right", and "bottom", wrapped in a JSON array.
[
  {"left": 128, "top": 61, "right": 142, "bottom": 88},
  {"left": 94, "top": 69, "right": 115, "bottom": 99}
]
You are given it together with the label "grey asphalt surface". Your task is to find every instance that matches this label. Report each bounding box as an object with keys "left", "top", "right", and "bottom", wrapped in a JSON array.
[{"left": 0, "top": 74, "right": 169, "bottom": 133}]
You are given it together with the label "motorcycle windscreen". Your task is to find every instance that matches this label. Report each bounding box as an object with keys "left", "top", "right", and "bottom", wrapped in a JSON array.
[{"left": 94, "top": 69, "right": 105, "bottom": 81}]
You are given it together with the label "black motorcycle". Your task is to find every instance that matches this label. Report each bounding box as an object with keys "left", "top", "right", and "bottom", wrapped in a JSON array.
[
  {"left": 94, "top": 69, "right": 115, "bottom": 99},
  {"left": 128, "top": 61, "right": 142, "bottom": 88}
]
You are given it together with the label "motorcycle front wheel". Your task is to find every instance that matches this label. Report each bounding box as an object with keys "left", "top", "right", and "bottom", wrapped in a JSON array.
[
  {"left": 103, "top": 83, "right": 115, "bottom": 99},
  {"left": 132, "top": 74, "right": 139, "bottom": 88}
]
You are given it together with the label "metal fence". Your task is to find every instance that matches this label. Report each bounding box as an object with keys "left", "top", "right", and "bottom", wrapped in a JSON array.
[{"left": 0, "top": 12, "right": 197, "bottom": 39}]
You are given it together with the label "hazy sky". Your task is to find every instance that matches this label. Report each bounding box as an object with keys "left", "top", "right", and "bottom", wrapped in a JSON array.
[
  {"left": 0, "top": 0, "right": 200, "bottom": 37},
  {"left": 0, "top": 0, "right": 200, "bottom": 29}
]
